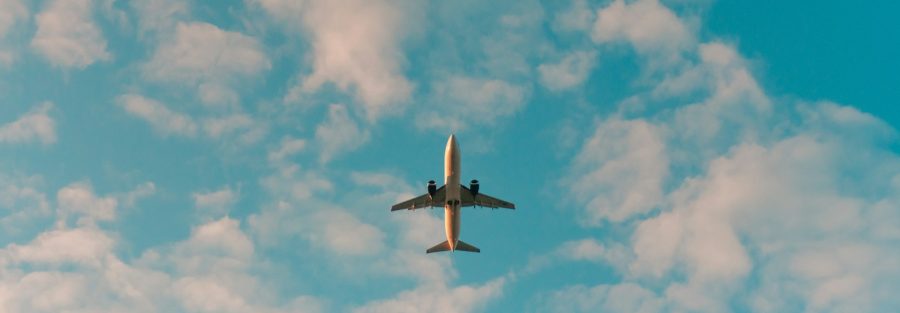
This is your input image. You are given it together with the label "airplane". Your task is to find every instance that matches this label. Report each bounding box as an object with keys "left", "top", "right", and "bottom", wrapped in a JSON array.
[{"left": 391, "top": 134, "right": 515, "bottom": 253}]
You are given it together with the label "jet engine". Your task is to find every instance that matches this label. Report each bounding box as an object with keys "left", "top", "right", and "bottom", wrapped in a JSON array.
[
  {"left": 469, "top": 179, "right": 479, "bottom": 197},
  {"left": 427, "top": 180, "right": 437, "bottom": 197}
]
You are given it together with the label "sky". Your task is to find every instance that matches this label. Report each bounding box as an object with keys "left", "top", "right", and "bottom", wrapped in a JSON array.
[{"left": 1, "top": 0, "right": 898, "bottom": 312}]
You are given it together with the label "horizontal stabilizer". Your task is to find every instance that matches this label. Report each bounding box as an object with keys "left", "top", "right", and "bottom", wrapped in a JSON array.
[
  {"left": 426, "top": 241, "right": 451, "bottom": 253},
  {"left": 455, "top": 240, "right": 480, "bottom": 253},
  {"left": 425, "top": 240, "right": 481, "bottom": 254}
]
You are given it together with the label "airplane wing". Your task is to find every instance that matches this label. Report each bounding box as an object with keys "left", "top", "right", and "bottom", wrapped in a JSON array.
[
  {"left": 460, "top": 185, "right": 515, "bottom": 209},
  {"left": 390, "top": 185, "right": 446, "bottom": 211}
]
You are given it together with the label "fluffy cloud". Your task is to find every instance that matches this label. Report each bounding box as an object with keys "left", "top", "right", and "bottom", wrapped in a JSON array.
[
  {"left": 201, "top": 114, "right": 267, "bottom": 144},
  {"left": 566, "top": 118, "right": 668, "bottom": 224},
  {"left": 2, "top": 227, "right": 114, "bottom": 267},
  {"left": 57, "top": 182, "right": 118, "bottom": 226},
  {"left": 0, "top": 102, "right": 56, "bottom": 145},
  {"left": 143, "top": 22, "right": 270, "bottom": 106},
  {"left": 354, "top": 277, "right": 505, "bottom": 313},
  {"left": 263, "top": 0, "right": 415, "bottom": 120},
  {"left": 31, "top": 0, "right": 111, "bottom": 69},
  {"left": 0, "top": 0, "right": 27, "bottom": 65},
  {"left": 538, "top": 50, "right": 596, "bottom": 91},
  {"left": 0, "top": 175, "right": 51, "bottom": 236},
  {"left": 117, "top": 94, "right": 198, "bottom": 137},
  {"left": 268, "top": 136, "right": 306, "bottom": 164},
  {"left": 533, "top": 283, "right": 664, "bottom": 313},
  {"left": 315, "top": 104, "right": 370, "bottom": 163},
  {"left": 193, "top": 186, "right": 237, "bottom": 219},
  {"left": 130, "top": 0, "right": 189, "bottom": 36},
  {"left": 553, "top": 1, "right": 900, "bottom": 312},
  {"left": 553, "top": 0, "right": 594, "bottom": 32},
  {"left": 592, "top": 0, "right": 692, "bottom": 66},
  {"left": 0, "top": 0, "right": 27, "bottom": 37},
  {"left": 417, "top": 76, "right": 527, "bottom": 131}
]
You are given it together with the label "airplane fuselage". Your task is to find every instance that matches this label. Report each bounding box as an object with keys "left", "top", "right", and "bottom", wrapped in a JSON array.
[{"left": 444, "top": 134, "right": 461, "bottom": 251}]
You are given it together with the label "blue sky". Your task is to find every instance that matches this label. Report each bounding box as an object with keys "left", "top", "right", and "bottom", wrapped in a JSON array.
[{"left": 1, "top": 0, "right": 898, "bottom": 312}]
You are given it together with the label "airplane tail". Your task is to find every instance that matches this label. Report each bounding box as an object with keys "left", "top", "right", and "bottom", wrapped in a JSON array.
[{"left": 426, "top": 240, "right": 480, "bottom": 254}]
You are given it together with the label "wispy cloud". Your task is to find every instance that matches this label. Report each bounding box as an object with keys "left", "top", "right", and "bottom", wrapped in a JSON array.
[
  {"left": 259, "top": 0, "right": 415, "bottom": 121},
  {"left": 315, "top": 104, "right": 370, "bottom": 163},
  {"left": 116, "top": 94, "right": 198, "bottom": 137},
  {"left": 0, "top": 102, "right": 56, "bottom": 145},
  {"left": 31, "top": 0, "right": 111, "bottom": 69}
]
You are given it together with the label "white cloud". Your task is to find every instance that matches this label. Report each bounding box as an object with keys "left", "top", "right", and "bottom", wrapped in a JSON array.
[
  {"left": 120, "top": 181, "right": 156, "bottom": 208},
  {"left": 117, "top": 94, "right": 198, "bottom": 137},
  {"left": 534, "top": 283, "right": 664, "bottom": 313},
  {"left": 2, "top": 227, "right": 114, "bottom": 267},
  {"left": 566, "top": 118, "right": 668, "bottom": 224},
  {"left": 57, "top": 182, "right": 118, "bottom": 226},
  {"left": 143, "top": 22, "right": 270, "bottom": 105},
  {"left": 353, "top": 277, "right": 506, "bottom": 313},
  {"left": 267, "top": 0, "right": 414, "bottom": 120},
  {"left": 592, "top": 0, "right": 691, "bottom": 66},
  {"left": 554, "top": 0, "right": 594, "bottom": 32},
  {"left": 538, "top": 50, "right": 596, "bottom": 91},
  {"left": 417, "top": 76, "right": 527, "bottom": 131},
  {"left": 0, "top": 175, "right": 51, "bottom": 235},
  {"left": 308, "top": 210, "right": 385, "bottom": 256},
  {"left": 0, "top": 102, "right": 56, "bottom": 145},
  {"left": 554, "top": 1, "right": 900, "bottom": 310},
  {"left": 315, "top": 104, "right": 370, "bottom": 163},
  {"left": 31, "top": 0, "right": 111, "bottom": 69},
  {"left": 193, "top": 186, "right": 237, "bottom": 219},
  {"left": 268, "top": 136, "right": 306, "bottom": 164},
  {"left": 0, "top": 0, "right": 27, "bottom": 37},
  {"left": 130, "top": 0, "right": 188, "bottom": 36},
  {"left": 0, "top": 0, "right": 28, "bottom": 66},
  {"left": 250, "top": 164, "right": 387, "bottom": 257},
  {"left": 202, "top": 113, "right": 267, "bottom": 144}
]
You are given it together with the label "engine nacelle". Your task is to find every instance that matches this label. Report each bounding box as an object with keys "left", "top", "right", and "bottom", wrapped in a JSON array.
[
  {"left": 427, "top": 180, "right": 437, "bottom": 197},
  {"left": 469, "top": 179, "right": 479, "bottom": 197}
]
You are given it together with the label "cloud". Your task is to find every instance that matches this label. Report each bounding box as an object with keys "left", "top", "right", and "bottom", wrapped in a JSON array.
[
  {"left": 533, "top": 283, "right": 664, "bottom": 313},
  {"left": 0, "top": 0, "right": 27, "bottom": 65},
  {"left": 353, "top": 277, "right": 506, "bottom": 313},
  {"left": 551, "top": 1, "right": 900, "bottom": 311},
  {"left": 117, "top": 94, "right": 198, "bottom": 137},
  {"left": 566, "top": 118, "right": 668, "bottom": 224},
  {"left": 591, "top": 0, "right": 692, "bottom": 66},
  {"left": 308, "top": 210, "right": 385, "bottom": 256},
  {"left": 31, "top": 0, "right": 111, "bottom": 69},
  {"left": 553, "top": 0, "right": 594, "bottom": 32},
  {"left": 250, "top": 164, "right": 386, "bottom": 257},
  {"left": 267, "top": 136, "right": 306, "bottom": 164},
  {"left": 538, "top": 50, "right": 596, "bottom": 91},
  {"left": 201, "top": 114, "right": 267, "bottom": 144},
  {"left": 523, "top": 238, "right": 630, "bottom": 275},
  {"left": 417, "top": 76, "right": 527, "bottom": 132},
  {"left": 120, "top": 181, "right": 156, "bottom": 208},
  {"left": 193, "top": 186, "right": 237, "bottom": 219},
  {"left": 130, "top": 0, "right": 189, "bottom": 36},
  {"left": 257, "top": 0, "right": 415, "bottom": 120},
  {"left": 2, "top": 227, "right": 114, "bottom": 267},
  {"left": 315, "top": 104, "right": 370, "bottom": 163},
  {"left": 57, "top": 182, "right": 118, "bottom": 226},
  {"left": 0, "top": 0, "right": 27, "bottom": 37},
  {"left": 143, "top": 22, "right": 270, "bottom": 106},
  {"left": 0, "top": 174, "right": 51, "bottom": 236},
  {"left": 0, "top": 102, "right": 56, "bottom": 145}
]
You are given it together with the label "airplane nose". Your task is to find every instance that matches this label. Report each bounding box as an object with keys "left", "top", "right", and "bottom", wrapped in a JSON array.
[{"left": 446, "top": 134, "right": 458, "bottom": 151}]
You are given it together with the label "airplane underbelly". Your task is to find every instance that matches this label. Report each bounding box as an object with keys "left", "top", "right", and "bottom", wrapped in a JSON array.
[{"left": 444, "top": 205, "right": 460, "bottom": 244}]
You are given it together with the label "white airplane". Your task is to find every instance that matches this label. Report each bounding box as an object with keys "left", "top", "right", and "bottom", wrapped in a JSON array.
[{"left": 391, "top": 134, "right": 515, "bottom": 253}]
